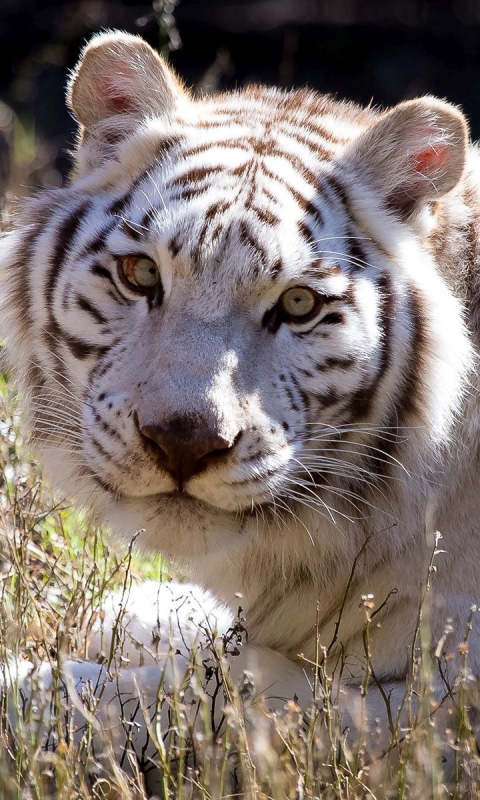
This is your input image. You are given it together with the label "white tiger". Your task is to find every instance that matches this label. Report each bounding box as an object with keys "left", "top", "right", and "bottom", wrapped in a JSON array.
[{"left": 2, "top": 29, "right": 480, "bottom": 787}]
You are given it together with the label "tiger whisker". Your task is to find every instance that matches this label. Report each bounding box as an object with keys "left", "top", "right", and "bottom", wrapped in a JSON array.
[
  {"left": 266, "top": 494, "right": 319, "bottom": 544},
  {"left": 298, "top": 451, "right": 405, "bottom": 480},
  {"left": 28, "top": 405, "right": 83, "bottom": 426},
  {"left": 300, "top": 441, "right": 409, "bottom": 474},
  {"left": 316, "top": 248, "right": 376, "bottom": 272}
]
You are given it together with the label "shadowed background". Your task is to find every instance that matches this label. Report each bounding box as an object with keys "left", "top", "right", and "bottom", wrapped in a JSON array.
[{"left": 1, "top": 0, "right": 480, "bottom": 201}]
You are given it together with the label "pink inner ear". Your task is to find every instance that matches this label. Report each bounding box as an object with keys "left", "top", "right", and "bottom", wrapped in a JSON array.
[
  {"left": 412, "top": 144, "right": 449, "bottom": 175},
  {"left": 97, "top": 75, "right": 136, "bottom": 115}
]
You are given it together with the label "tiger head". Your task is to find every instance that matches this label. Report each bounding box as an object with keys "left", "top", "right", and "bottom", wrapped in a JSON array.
[{"left": 1, "top": 32, "right": 473, "bottom": 567}]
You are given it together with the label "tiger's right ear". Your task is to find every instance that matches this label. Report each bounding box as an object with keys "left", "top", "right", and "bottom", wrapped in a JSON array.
[{"left": 67, "top": 30, "right": 184, "bottom": 138}]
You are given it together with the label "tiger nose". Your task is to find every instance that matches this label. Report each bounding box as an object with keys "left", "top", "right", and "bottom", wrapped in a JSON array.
[{"left": 139, "top": 420, "right": 236, "bottom": 485}]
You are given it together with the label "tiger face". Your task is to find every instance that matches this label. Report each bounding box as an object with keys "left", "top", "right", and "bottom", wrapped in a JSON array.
[{"left": 1, "top": 32, "right": 472, "bottom": 564}]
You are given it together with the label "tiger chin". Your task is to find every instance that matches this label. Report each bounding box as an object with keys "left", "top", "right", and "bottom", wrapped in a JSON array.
[{"left": 2, "top": 29, "right": 480, "bottom": 788}]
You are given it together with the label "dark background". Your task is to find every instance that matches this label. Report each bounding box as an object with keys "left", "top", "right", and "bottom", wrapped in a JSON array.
[{"left": 1, "top": 0, "right": 480, "bottom": 198}]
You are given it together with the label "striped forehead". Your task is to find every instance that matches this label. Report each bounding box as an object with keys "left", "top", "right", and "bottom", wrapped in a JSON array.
[{"left": 117, "top": 106, "right": 358, "bottom": 283}]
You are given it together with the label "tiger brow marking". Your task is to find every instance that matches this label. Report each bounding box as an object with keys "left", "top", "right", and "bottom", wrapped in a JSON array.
[
  {"left": 166, "top": 165, "right": 226, "bottom": 188},
  {"left": 168, "top": 186, "right": 211, "bottom": 202},
  {"left": 107, "top": 166, "right": 159, "bottom": 217},
  {"left": 78, "top": 221, "right": 116, "bottom": 257},
  {"left": 250, "top": 204, "right": 280, "bottom": 227},
  {"left": 260, "top": 184, "right": 280, "bottom": 207},
  {"left": 273, "top": 150, "right": 320, "bottom": 188},
  {"left": 194, "top": 199, "right": 232, "bottom": 245},
  {"left": 192, "top": 200, "right": 234, "bottom": 265},
  {"left": 118, "top": 218, "right": 144, "bottom": 241},
  {"left": 238, "top": 220, "right": 268, "bottom": 270},
  {"left": 299, "top": 195, "right": 332, "bottom": 249},
  {"left": 260, "top": 162, "right": 317, "bottom": 202},
  {"left": 167, "top": 233, "right": 182, "bottom": 258},
  {"left": 271, "top": 257, "right": 283, "bottom": 279},
  {"left": 139, "top": 207, "right": 158, "bottom": 231},
  {"left": 276, "top": 124, "right": 335, "bottom": 160},
  {"left": 178, "top": 140, "right": 251, "bottom": 160},
  {"left": 348, "top": 234, "right": 371, "bottom": 270}
]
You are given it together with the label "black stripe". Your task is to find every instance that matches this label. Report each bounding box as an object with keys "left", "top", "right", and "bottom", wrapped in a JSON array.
[
  {"left": 305, "top": 197, "right": 324, "bottom": 230},
  {"left": 289, "top": 372, "right": 310, "bottom": 411},
  {"left": 315, "top": 357, "right": 356, "bottom": 372},
  {"left": 344, "top": 274, "right": 394, "bottom": 423},
  {"left": 80, "top": 465, "right": 120, "bottom": 495},
  {"left": 349, "top": 237, "right": 369, "bottom": 270},
  {"left": 10, "top": 211, "right": 57, "bottom": 336},
  {"left": 44, "top": 202, "right": 92, "bottom": 378},
  {"left": 313, "top": 388, "right": 340, "bottom": 408},
  {"left": 323, "top": 174, "right": 349, "bottom": 210},
  {"left": 47, "top": 202, "right": 92, "bottom": 298},
  {"left": 118, "top": 219, "right": 143, "bottom": 241},
  {"left": 78, "top": 221, "right": 115, "bottom": 257},
  {"left": 107, "top": 178, "right": 143, "bottom": 216},
  {"left": 90, "top": 435, "right": 114, "bottom": 462},
  {"left": 394, "top": 282, "right": 425, "bottom": 420},
  {"left": 43, "top": 326, "right": 108, "bottom": 361},
  {"left": 320, "top": 312, "right": 344, "bottom": 325},
  {"left": 298, "top": 219, "right": 316, "bottom": 247},
  {"left": 293, "top": 312, "right": 345, "bottom": 336},
  {"left": 284, "top": 385, "right": 300, "bottom": 413},
  {"left": 91, "top": 407, "right": 128, "bottom": 446},
  {"left": 90, "top": 262, "right": 116, "bottom": 288},
  {"left": 76, "top": 296, "right": 107, "bottom": 325},
  {"left": 166, "top": 165, "right": 225, "bottom": 188},
  {"left": 238, "top": 221, "right": 267, "bottom": 269},
  {"left": 140, "top": 207, "right": 157, "bottom": 231}
]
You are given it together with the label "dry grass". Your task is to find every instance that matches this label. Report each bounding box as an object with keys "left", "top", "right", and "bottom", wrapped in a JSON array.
[{"left": 2, "top": 372, "right": 480, "bottom": 799}]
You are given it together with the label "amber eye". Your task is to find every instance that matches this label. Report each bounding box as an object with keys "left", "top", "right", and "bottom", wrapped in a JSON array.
[
  {"left": 279, "top": 286, "right": 320, "bottom": 321},
  {"left": 117, "top": 255, "right": 160, "bottom": 294}
]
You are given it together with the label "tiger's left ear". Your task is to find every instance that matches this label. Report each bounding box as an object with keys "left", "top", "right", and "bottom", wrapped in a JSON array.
[{"left": 345, "top": 97, "right": 468, "bottom": 218}]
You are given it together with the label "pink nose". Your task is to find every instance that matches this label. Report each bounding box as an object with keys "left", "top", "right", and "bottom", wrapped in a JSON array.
[{"left": 139, "top": 419, "right": 236, "bottom": 485}]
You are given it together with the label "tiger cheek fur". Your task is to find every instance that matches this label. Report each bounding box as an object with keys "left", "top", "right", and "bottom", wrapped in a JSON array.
[{"left": 3, "top": 29, "right": 480, "bottom": 714}]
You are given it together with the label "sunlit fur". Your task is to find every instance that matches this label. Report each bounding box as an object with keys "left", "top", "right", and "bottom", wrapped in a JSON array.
[{"left": 2, "top": 31, "right": 480, "bottom": 762}]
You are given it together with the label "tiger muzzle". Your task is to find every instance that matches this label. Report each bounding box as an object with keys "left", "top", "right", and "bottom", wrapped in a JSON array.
[{"left": 138, "top": 415, "right": 240, "bottom": 487}]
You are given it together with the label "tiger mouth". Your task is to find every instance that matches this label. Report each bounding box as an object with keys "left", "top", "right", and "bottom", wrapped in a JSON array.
[{"left": 118, "top": 487, "right": 264, "bottom": 518}]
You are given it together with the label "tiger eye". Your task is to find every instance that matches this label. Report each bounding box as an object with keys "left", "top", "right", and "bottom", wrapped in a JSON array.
[
  {"left": 279, "top": 286, "right": 318, "bottom": 320},
  {"left": 117, "top": 255, "right": 160, "bottom": 293}
]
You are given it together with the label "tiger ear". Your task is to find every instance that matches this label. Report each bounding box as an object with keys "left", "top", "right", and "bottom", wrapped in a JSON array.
[
  {"left": 345, "top": 97, "right": 468, "bottom": 218},
  {"left": 67, "top": 30, "right": 184, "bottom": 132}
]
